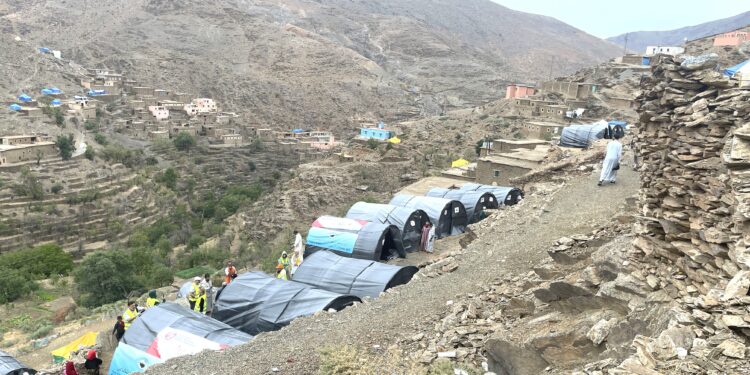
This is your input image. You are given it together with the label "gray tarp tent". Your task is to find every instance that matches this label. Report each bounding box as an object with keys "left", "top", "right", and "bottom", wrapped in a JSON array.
[
  {"left": 389, "top": 195, "right": 467, "bottom": 238},
  {"left": 293, "top": 250, "right": 419, "bottom": 298},
  {"left": 0, "top": 350, "right": 35, "bottom": 375},
  {"left": 426, "top": 188, "right": 498, "bottom": 223},
  {"left": 459, "top": 183, "right": 524, "bottom": 206},
  {"left": 345, "top": 202, "right": 431, "bottom": 253},
  {"left": 305, "top": 216, "right": 405, "bottom": 260},
  {"left": 213, "top": 272, "right": 361, "bottom": 336},
  {"left": 559, "top": 121, "right": 610, "bottom": 148},
  {"left": 121, "top": 302, "right": 252, "bottom": 352}
]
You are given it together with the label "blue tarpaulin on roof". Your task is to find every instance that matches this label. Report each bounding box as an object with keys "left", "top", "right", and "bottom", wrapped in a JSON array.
[
  {"left": 88, "top": 90, "right": 107, "bottom": 96},
  {"left": 291, "top": 129, "right": 305, "bottom": 133},
  {"left": 41, "top": 89, "right": 53, "bottom": 95},
  {"left": 18, "top": 94, "right": 33, "bottom": 102},
  {"left": 724, "top": 60, "right": 750, "bottom": 76},
  {"left": 9, "top": 104, "right": 22, "bottom": 111},
  {"left": 38, "top": 47, "right": 50, "bottom": 53},
  {"left": 50, "top": 99, "right": 62, "bottom": 106},
  {"left": 49, "top": 87, "right": 62, "bottom": 94}
]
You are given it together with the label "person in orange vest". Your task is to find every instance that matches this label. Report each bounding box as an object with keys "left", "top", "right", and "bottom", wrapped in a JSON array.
[{"left": 224, "top": 261, "right": 237, "bottom": 285}]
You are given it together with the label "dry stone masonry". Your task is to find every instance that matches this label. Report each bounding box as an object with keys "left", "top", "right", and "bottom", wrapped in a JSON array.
[{"left": 633, "top": 53, "right": 750, "bottom": 369}]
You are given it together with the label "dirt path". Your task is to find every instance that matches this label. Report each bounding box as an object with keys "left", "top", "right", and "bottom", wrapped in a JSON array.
[{"left": 149, "top": 165, "right": 640, "bottom": 374}]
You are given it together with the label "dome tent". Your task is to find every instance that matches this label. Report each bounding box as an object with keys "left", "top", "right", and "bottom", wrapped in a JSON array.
[
  {"left": 212, "top": 272, "right": 360, "bottom": 336},
  {"left": 112, "top": 303, "right": 251, "bottom": 374},
  {"left": 345, "top": 202, "right": 431, "bottom": 253},
  {"left": 458, "top": 183, "right": 524, "bottom": 206},
  {"left": 305, "top": 216, "right": 405, "bottom": 260},
  {"left": 293, "top": 250, "right": 418, "bottom": 298},
  {"left": 426, "top": 188, "right": 498, "bottom": 223},
  {"left": 0, "top": 350, "right": 36, "bottom": 375},
  {"left": 389, "top": 195, "right": 467, "bottom": 238}
]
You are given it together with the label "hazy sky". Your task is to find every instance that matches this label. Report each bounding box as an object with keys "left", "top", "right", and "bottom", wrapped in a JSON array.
[{"left": 492, "top": 0, "right": 749, "bottom": 38}]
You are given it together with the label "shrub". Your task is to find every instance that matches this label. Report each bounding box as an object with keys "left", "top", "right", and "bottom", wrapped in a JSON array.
[
  {"left": 51, "top": 184, "right": 63, "bottom": 194},
  {"left": 53, "top": 108, "right": 64, "bottom": 126},
  {"left": 0, "top": 269, "right": 38, "bottom": 304},
  {"left": 94, "top": 133, "right": 108, "bottom": 145},
  {"left": 248, "top": 161, "right": 256, "bottom": 172},
  {"left": 155, "top": 168, "right": 179, "bottom": 190},
  {"left": 0, "top": 244, "right": 73, "bottom": 278},
  {"left": 366, "top": 139, "right": 379, "bottom": 149},
  {"left": 84, "top": 120, "right": 98, "bottom": 131},
  {"left": 173, "top": 132, "right": 196, "bottom": 152},
  {"left": 13, "top": 169, "right": 44, "bottom": 200},
  {"left": 145, "top": 156, "right": 158, "bottom": 166},
  {"left": 84, "top": 146, "right": 95, "bottom": 161},
  {"left": 99, "top": 144, "right": 142, "bottom": 168}
]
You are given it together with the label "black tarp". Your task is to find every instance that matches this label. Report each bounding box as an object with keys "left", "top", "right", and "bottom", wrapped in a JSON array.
[
  {"left": 345, "top": 202, "right": 431, "bottom": 253},
  {"left": 121, "top": 303, "right": 252, "bottom": 352},
  {"left": 293, "top": 250, "right": 418, "bottom": 298},
  {"left": 213, "top": 272, "right": 361, "bottom": 336},
  {"left": 0, "top": 350, "right": 35, "bottom": 375},
  {"left": 458, "top": 183, "right": 524, "bottom": 206},
  {"left": 389, "top": 195, "right": 467, "bottom": 238},
  {"left": 305, "top": 216, "right": 405, "bottom": 260},
  {"left": 426, "top": 188, "right": 498, "bottom": 223}
]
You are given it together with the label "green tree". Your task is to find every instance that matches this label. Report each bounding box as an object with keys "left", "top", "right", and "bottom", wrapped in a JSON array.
[
  {"left": 156, "top": 168, "right": 179, "bottom": 190},
  {"left": 51, "top": 183, "right": 64, "bottom": 194},
  {"left": 0, "top": 269, "right": 38, "bottom": 304},
  {"left": 84, "top": 146, "right": 95, "bottom": 161},
  {"left": 94, "top": 133, "right": 108, "bottom": 145},
  {"left": 55, "top": 134, "right": 75, "bottom": 160},
  {"left": 173, "top": 132, "right": 196, "bottom": 152},
  {"left": 74, "top": 251, "right": 143, "bottom": 307},
  {"left": 0, "top": 244, "right": 73, "bottom": 278}
]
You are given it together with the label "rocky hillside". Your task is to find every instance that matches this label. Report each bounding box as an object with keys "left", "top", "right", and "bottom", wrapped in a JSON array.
[
  {"left": 608, "top": 11, "right": 750, "bottom": 52},
  {"left": 0, "top": 0, "right": 620, "bottom": 133}
]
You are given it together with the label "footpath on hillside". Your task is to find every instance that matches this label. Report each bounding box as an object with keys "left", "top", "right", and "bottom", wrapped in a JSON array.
[{"left": 148, "top": 163, "right": 640, "bottom": 374}]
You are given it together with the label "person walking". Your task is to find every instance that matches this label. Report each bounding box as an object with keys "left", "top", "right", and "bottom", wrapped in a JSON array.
[
  {"left": 224, "top": 261, "right": 237, "bottom": 285},
  {"left": 112, "top": 316, "right": 125, "bottom": 341},
  {"left": 122, "top": 301, "right": 139, "bottom": 331},
  {"left": 84, "top": 350, "right": 103, "bottom": 375},
  {"left": 598, "top": 133, "right": 623, "bottom": 186},
  {"left": 425, "top": 223, "right": 435, "bottom": 253},
  {"left": 200, "top": 274, "right": 213, "bottom": 314},
  {"left": 278, "top": 251, "right": 291, "bottom": 278},
  {"left": 420, "top": 222, "right": 430, "bottom": 251}
]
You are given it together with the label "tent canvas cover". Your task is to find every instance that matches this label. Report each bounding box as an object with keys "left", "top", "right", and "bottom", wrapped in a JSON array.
[
  {"left": 50, "top": 331, "right": 98, "bottom": 363},
  {"left": 559, "top": 120, "right": 610, "bottom": 148},
  {"left": 426, "top": 188, "right": 498, "bottom": 223},
  {"left": 389, "top": 195, "right": 467, "bottom": 238},
  {"left": 293, "top": 250, "right": 418, "bottom": 298},
  {"left": 213, "top": 272, "right": 361, "bottom": 336},
  {"left": 305, "top": 216, "right": 405, "bottom": 260},
  {"left": 113, "top": 302, "right": 251, "bottom": 374},
  {"left": 458, "top": 183, "right": 524, "bottom": 206},
  {"left": 345, "top": 202, "right": 431, "bottom": 253},
  {"left": 0, "top": 350, "right": 35, "bottom": 375}
]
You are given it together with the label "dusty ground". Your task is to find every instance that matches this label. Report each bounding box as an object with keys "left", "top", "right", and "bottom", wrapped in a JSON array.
[{"left": 148, "top": 160, "right": 639, "bottom": 374}]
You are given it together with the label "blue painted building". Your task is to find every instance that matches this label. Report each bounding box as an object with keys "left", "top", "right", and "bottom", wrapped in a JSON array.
[{"left": 359, "top": 127, "right": 393, "bottom": 141}]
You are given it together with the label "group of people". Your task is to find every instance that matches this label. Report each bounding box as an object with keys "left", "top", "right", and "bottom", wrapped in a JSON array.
[
  {"left": 275, "top": 230, "right": 305, "bottom": 280},
  {"left": 187, "top": 274, "right": 213, "bottom": 314},
  {"left": 63, "top": 350, "right": 103, "bottom": 375},
  {"left": 112, "top": 289, "right": 166, "bottom": 343}
]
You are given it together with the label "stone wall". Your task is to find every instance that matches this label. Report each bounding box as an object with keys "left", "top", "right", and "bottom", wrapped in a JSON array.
[{"left": 634, "top": 53, "right": 750, "bottom": 337}]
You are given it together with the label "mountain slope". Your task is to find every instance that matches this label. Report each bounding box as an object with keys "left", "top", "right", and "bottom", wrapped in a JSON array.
[
  {"left": 0, "top": 0, "right": 620, "bottom": 132},
  {"left": 608, "top": 11, "right": 750, "bottom": 53}
]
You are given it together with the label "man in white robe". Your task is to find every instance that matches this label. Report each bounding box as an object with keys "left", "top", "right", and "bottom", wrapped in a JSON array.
[{"left": 599, "top": 135, "right": 623, "bottom": 186}]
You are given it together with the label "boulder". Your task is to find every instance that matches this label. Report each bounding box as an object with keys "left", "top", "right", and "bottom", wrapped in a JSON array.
[{"left": 485, "top": 339, "right": 549, "bottom": 375}]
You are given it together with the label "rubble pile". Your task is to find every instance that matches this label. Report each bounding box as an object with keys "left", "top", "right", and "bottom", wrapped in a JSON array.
[{"left": 629, "top": 53, "right": 750, "bottom": 371}]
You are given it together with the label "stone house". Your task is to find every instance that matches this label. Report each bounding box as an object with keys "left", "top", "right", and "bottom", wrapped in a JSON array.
[
  {"left": 479, "top": 139, "right": 549, "bottom": 156},
  {"left": 148, "top": 130, "right": 170, "bottom": 140},
  {"left": 220, "top": 133, "right": 243, "bottom": 145},
  {"left": 521, "top": 121, "right": 565, "bottom": 140},
  {"left": 617, "top": 54, "right": 643, "bottom": 65},
  {"left": 133, "top": 87, "right": 155, "bottom": 98},
  {"left": 154, "top": 89, "right": 170, "bottom": 98},
  {"left": 0, "top": 136, "right": 57, "bottom": 166},
  {"left": 300, "top": 131, "right": 337, "bottom": 150},
  {"left": 184, "top": 98, "right": 218, "bottom": 116},
  {"left": 538, "top": 105, "right": 568, "bottom": 121},
  {"left": 475, "top": 145, "right": 547, "bottom": 185},
  {"left": 171, "top": 92, "right": 192, "bottom": 103},
  {"left": 540, "top": 81, "right": 598, "bottom": 100}
]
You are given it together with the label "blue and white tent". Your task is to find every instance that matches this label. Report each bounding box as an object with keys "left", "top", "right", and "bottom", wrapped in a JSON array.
[
  {"left": 18, "top": 94, "right": 33, "bottom": 102},
  {"left": 724, "top": 60, "right": 750, "bottom": 76},
  {"left": 559, "top": 120, "right": 612, "bottom": 148},
  {"left": 9, "top": 104, "right": 22, "bottom": 111},
  {"left": 291, "top": 128, "right": 305, "bottom": 133}
]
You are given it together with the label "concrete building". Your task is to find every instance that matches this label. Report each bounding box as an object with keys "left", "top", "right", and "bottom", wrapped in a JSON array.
[
  {"left": 359, "top": 127, "right": 393, "bottom": 141},
  {"left": 0, "top": 136, "right": 57, "bottom": 166},
  {"left": 616, "top": 54, "right": 644, "bottom": 65},
  {"left": 157, "top": 100, "right": 184, "bottom": 110},
  {"left": 301, "top": 131, "right": 337, "bottom": 150},
  {"left": 505, "top": 84, "right": 535, "bottom": 99},
  {"left": 20, "top": 107, "right": 43, "bottom": 118},
  {"left": 713, "top": 31, "right": 749, "bottom": 46},
  {"left": 154, "top": 89, "right": 170, "bottom": 98},
  {"left": 476, "top": 145, "right": 548, "bottom": 185},
  {"left": 172, "top": 92, "right": 192, "bottom": 103},
  {"left": 148, "top": 106, "right": 170, "bottom": 121},
  {"left": 133, "top": 86, "right": 155, "bottom": 98},
  {"left": 184, "top": 98, "right": 218, "bottom": 116},
  {"left": 521, "top": 121, "right": 566, "bottom": 140},
  {"left": 645, "top": 46, "right": 685, "bottom": 56}
]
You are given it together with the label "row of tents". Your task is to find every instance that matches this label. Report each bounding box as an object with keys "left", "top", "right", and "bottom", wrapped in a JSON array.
[
  {"left": 559, "top": 120, "right": 628, "bottom": 148},
  {"left": 304, "top": 183, "right": 523, "bottom": 261},
  {"left": 0, "top": 350, "right": 35, "bottom": 375},
  {"left": 111, "top": 250, "right": 418, "bottom": 374}
]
